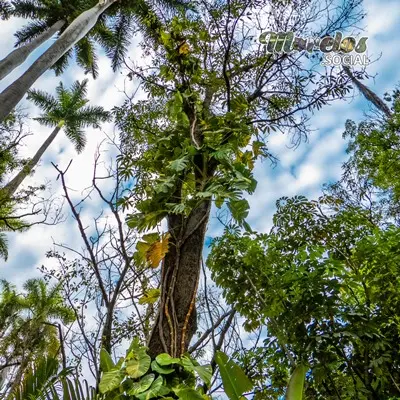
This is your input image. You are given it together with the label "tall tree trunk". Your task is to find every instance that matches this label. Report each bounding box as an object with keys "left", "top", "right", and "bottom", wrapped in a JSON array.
[
  {"left": 343, "top": 65, "right": 392, "bottom": 118},
  {"left": 148, "top": 199, "right": 211, "bottom": 358},
  {"left": 3, "top": 124, "right": 62, "bottom": 196},
  {"left": 0, "top": 0, "right": 116, "bottom": 123},
  {"left": 0, "top": 20, "right": 66, "bottom": 82}
]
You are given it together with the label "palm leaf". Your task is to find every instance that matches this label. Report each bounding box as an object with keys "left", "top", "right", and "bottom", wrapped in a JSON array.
[
  {"left": 127, "top": 0, "right": 165, "bottom": 44},
  {"left": 12, "top": 357, "right": 60, "bottom": 400},
  {"left": 51, "top": 48, "right": 73, "bottom": 76},
  {"left": 105, "top": 12, "right": 134, "bottom": 71},
  {"left": 75, "top": 36, "right": 99, "bottom": 79},
  {"left": 0, "top": 233, "right": 8, "bottom": 261},
  {"left": 74, "top": 105, "right": 111, "bottom": 127},
  {"left": 11, "top": 0, "right": 45, "bottom": 20},
  {"left": 64, "top": 125, "right": 86, "bottom": 153},
  {"left": 14, "top": 20, "right": 49, "bottom": 46},
  {"left": 27, "top": 89, "right": 58, "bottom": 113},
  {"left": 69, "top": 79, "right": 89, "bottom": 107},
  {"left": 0, "top": 0, "right": 12, "bottom": 20}
]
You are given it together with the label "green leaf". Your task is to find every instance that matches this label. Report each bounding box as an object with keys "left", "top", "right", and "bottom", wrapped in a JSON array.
[
  {"left": 228, "top": 199, "right": 249, "bottom": 223},
  {"left": 286, "top": 364, "right": 308, "bottom": 400},
  {"left": 169, "top": 156, "right": 189, "bottom": 172},
  {"left": 155, "top": 353, "right": 181, "bottom": 366},
  {"left": 194, "top": 365, "right": 212, "bottom": 387},
  {"left": 173, "top": 386, "right": 204, "bottom": 400},
  {"left": 128, "top": 373, "right": 155, "bottom": 395},
  {"left": 151, "top": 360, "right": 175, "bottom": 375},
  {"left": 142, "top": 233, "right": 160, "bottom": 243},
  {"left": 99, "top": 370, "right": 124, "bottom": 394},
  {"left": 215, "top": 351, "right": 253, "bottom": 400},
  {"left": 139, "top": 288, "right": 161, "bottom": 305},
  {"left": 180, "top": 356, "right": 212, "bottom": 386},
  {"left": 136, "top": 375, "right": 167, "bottom": 400},
  {"left": 126, "top": 350, "right": 151, "bottom": 379},
  {"left": 100, "top": 348, "right": 115, "bottom": 372}
]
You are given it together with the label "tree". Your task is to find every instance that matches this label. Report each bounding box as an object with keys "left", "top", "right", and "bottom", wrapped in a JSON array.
[
  {"left": 0, "top": 17, "right": 65, "bottom": 82},
  {"left": 207, "top": 88, "right": 400, "bottom": 399},
  {"left": 38, "top": 145, "right": 247, "bottom": 388},
  {"left": 342, "top": 65, "right": 392, "bottom": 117},
  {"left": 342, "top": 89, "right": 400, "bottom": 213},
  {"left": 0, "top": 111, "right": 33, "bottom": 260},
  {"left": 0, "top": 0, "right": 188, "bottom": 123},
  {"left": 114, "top": 0, "right": 363, "bottom": 359},
  {"left": 3, "top": 79, "right": 110, "bottom": 197},
  {"left": 208, "top": 191, "right": 400, "bottom": 398},
  {"left": 0, "top": 0, "right": 144, "bottom": 82},
  {"left": 0, "top": 279, "right": 75, "bottom": 396}
]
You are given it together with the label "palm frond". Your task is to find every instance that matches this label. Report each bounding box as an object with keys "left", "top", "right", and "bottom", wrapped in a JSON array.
[
  {"left": 49, "top": 375, "right": 97, "bottom": 400},
  {"left": 32, "top": 115, "right": 59, "bottom": 127},
  {"left": 68, "top": 79, "right": 89, "bottom": 108},
  {"left": 12, "top": 357, "right": 60, "bottom": 400},
  {"left": 48, "top": 304, "right": 75, "bottom": 324},
  {"left": 23, "top": 278, "right": 41, "bottom": 301},
  {"left": 153, "top": 0, "right": 193, "bottom": 12},
  {"left": 105, "top": 12, "right": 134, "bottom": 71},
  {"left": 64, "top": 125, "right": 86, "bottom": 153},
  {"left": 11, "top": 0, "right": 44, "bottom": 19},
  {"left": 74, "top": 105, "right": 111, "bottom": 127},
  {"left": 0, "top": 233, "right": 8, "bottom": 261},
  {"left": 51, "top": 48, "right": 73, "bottom": 76},
  {"left": 75, "top": 36, "right": 99, "bottom": 79},
  {"left": 14, "top": 20, "right": 49, "bottom": 46},
  {"left": 127, "top": 0, "right": 165, "bottom": 44},
  {"left": 27, "top": 89, "right": 58, "bottom": 113},
  {"left": 0, "top": 0, "right": 12, "bottom": 20}
]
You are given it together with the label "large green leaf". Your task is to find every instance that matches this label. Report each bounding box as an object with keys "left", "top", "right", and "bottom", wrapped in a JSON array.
[
  {"left": 139, "top": 288, "right": 161, "bottom": 305},
  {"left": 286, "top": 364, "right": 308, "bottom": 400},
  {"left": 99, "top": 370, "right": 124, "bottom": 394},
  {"left": 136, "top": 375, "right": 167, "bottom": 400},
  {"left": 228, "top": 199, "right": 249, "bottom": 223},
  {"left": 155, "top": 353, "right": 181, "bottom": 366},
  {"left": 100, "top": 348, "right": 115, "bottom": 372},
  {"left": 128, "top": 373, "right": 155, "bottom": 395},
  {"left": 169, "top": 156, "right": 189, "bottom": 172},
  {"left": 173, "top": 385, "right": 204, "bottom": 400},
  {"left": 126, "top": 351, "right": 151, "bottom": 378},
  {"left": 181, "top": 356, "right": 212, "bottom": 386},
  {"left": 215, "top": 351, "right": 253, "bottom": 400},
  {"left": 151, "top": 360, "right": 175, "bottom": 374}
]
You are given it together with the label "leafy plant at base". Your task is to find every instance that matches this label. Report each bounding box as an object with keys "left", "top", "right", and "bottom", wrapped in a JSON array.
[{"left": 98, "top": 338, "right": 253, "bottom": 400}]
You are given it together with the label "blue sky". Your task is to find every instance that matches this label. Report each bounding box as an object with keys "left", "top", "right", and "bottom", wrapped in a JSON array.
[{"left": 1, "top": 0, "right": 400, "bottom": 287}]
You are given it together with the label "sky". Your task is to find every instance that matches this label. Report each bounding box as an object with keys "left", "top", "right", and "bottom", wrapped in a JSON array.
[{"left": 0, "top": 0, "right": 399, "bottom": 349}]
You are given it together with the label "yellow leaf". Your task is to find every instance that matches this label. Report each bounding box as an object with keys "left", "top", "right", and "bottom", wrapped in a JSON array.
[
  {"left": 178, "top": 42, "right": 190, "bottom": 55},
  {"left": 139, "top": 288, "right": 161, "bottom": 304},
  {"left": 146, "top": 233, "right": 171, "bottom": 268}
]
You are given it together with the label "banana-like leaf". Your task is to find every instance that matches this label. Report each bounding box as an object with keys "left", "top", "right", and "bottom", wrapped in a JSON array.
[
  {"left": 286, "top": 364, "right": 308, "bottom": 400},
  {"left": 100, "top": 348, "right": 115, "bottom": 372},
  {"left": 215, "top": 351, "right": 253, "bottom": 400}
]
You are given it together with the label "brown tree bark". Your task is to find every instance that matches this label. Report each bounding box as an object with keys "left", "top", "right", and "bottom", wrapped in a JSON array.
[{"left": 148, "top": 199, "right": 211, "bottom": 358}]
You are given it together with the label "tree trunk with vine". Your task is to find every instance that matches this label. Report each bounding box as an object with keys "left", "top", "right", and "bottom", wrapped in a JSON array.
[{"left": 148, "top": 199, "right": 211, "bottom": 358}]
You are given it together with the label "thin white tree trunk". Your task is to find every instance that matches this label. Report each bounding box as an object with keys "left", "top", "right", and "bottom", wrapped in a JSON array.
[
  {"left": 3, "top": 124, "right": 62, "bottom": 196},
  {"left": 0, "top": 20, "right": 66, "bottom": 82},
  {"left": 0, "top": 0, "right": 116, "bottom": 123}
]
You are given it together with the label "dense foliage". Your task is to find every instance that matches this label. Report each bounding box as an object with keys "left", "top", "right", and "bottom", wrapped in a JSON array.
[{"left": 208, "top": 98, "right": 400, "bottom": 398}]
